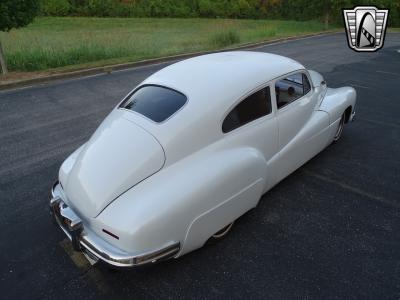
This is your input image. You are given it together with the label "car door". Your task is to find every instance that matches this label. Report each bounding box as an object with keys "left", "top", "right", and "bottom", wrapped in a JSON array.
[
  {"left": 221, "top": 84, "right": 278, "bottom": 191},
  {"left": 272, "top": 71, "right": 320, "bottom": 181}
]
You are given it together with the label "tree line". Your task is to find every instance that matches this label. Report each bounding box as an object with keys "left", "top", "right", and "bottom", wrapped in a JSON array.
[
  {"left": 1, "top": 0, "right": 399, "bottom": 74},
  {"left": 39, "top": 0, "right": 399, "bottom": 26}
]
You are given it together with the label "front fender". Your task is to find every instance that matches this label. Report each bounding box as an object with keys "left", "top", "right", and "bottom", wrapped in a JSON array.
[
  {"left": 318, "top": 86, "right": 356, "bottom": 124},
  {"left": 94, "top": 146, "right": 267, "bottom": 256}
]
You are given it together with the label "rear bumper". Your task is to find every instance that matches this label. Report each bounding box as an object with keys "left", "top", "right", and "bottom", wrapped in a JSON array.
[{"left": 50, "top": 181, "right": 180, "bottom": 268}]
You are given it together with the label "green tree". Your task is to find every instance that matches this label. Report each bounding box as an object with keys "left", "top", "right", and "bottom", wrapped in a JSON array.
[
  {"left": 0, "top": 0, "right": 39, "bottom": 74},
  {"left": 40, "top": 0, "right": 71, "bottom": 16},
  {"left": 309, "top": 0, "right": 351, "bottom": 29}
]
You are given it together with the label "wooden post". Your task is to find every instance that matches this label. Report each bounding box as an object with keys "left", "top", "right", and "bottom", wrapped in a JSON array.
[{"left": 0, "top": 39, "right": 8, "bottom": 75}]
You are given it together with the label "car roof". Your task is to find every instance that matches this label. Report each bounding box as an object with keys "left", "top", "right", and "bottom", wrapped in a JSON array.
[
  {"left": 142, "top": 51, "right": 305, "bottom": 111},
  {"left": 129, "top": 52, "right": 305, "bottom": 165}
]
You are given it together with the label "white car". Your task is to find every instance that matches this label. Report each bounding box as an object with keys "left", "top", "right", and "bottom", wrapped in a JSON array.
[{"left": 50, "top": 51, "right": 356, "bottom": 267}]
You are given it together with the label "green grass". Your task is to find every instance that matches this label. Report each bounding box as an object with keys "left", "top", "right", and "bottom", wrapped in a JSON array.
[{"left": 0, "top": 17, "right": 338, "bottom": 72}]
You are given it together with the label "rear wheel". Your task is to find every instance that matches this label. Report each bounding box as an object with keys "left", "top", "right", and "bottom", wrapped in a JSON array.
[
  {"left": 207, "top": 222, "right": 234, "bottom": 244},
  {"left": 333, "top": 113, "right": 345, "bottom": 142}
]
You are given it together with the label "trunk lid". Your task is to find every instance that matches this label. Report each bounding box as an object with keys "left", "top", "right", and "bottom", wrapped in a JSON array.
[{"left": 64, "top": 111, "right": 165, "bottom": 218}]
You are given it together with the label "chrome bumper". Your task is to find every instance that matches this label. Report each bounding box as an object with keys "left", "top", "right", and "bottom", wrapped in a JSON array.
[
  {"left": 350, "top": 110, "right": 356, "bottom": 122},
  {"left": 50, "top": 181, "right": 180, "bottom": 268}
]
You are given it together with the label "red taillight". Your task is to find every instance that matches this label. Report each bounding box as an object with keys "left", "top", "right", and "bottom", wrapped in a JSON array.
[{"left": 102, "top": 229, "right": 119, "bottom": 240}]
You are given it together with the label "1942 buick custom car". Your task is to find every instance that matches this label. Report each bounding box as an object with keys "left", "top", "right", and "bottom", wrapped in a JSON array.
[{"left": 50, "top": 51, "right": 356, "bottom": 267}]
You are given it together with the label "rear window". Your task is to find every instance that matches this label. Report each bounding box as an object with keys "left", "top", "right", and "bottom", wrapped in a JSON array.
[{"left": 120, "top": 85, "right": 187, "bottom": 123}]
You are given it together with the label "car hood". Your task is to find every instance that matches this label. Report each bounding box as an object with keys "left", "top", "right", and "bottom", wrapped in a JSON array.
[{"left": 61, "top": 111, "right": 165, "bottom": 218}]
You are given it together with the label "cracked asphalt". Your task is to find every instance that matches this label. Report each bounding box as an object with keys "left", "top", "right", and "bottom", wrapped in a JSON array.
[{"left": 0, "top": 32, "right": 399, "bottom": 299}]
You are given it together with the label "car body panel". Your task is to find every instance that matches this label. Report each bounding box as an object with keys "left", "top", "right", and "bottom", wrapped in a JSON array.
[
  {"left": 51, "top": 51, "right": 357, "bottom": 267},
  {"left": 182, "top": 177, "right": 264, "bottom": 254},
  {"left": 275, "top": 110, "right": 330, "bottom": 182},
  {"left": 60, "top": 110, "right": 165, "bottom": 218},
  {"left": 95, "top": 146, "right": 267, "bottom": 255},
  {"left": 319, "top": 87, "right": 357, "bottom": 122},
  {"left": 308, "top": 69, "right": 325, "bottom": 87},
  {"left": 319, "top": 87, "right": 356, "bottom": 141}
]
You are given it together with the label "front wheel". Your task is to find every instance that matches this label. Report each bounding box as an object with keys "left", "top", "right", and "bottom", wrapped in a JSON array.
[{"left": 333, "top": 113, "right": 345, "bottom": 142}]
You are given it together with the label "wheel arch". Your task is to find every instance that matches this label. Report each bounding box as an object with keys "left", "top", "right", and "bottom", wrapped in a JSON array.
[
  {"left": 319, "top": 86, "right": 356, "bottom": 124},
  {"left": 180, "top": 176, "right": 264, "bottom": 256},
  {"left": 344, "top": 105, "right": 353, "bottom": 123}
]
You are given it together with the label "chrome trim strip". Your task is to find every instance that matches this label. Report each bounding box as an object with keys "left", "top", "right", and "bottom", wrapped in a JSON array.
[{"left": 50, "top": 181, "right": 180, "bottom": 267}]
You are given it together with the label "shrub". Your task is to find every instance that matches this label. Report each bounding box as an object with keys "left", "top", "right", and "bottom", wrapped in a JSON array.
[
  {"left": 211, "top": 30, "right": 240, "bottom": 48},
  {"left": 198, "top": 0, "right": 224, "bottom": 18},
  {"left": 86, "top": 0, "right": 114, "bottom": 17},
  {"left": 40, "top": 0, "right": 71, "bottom": 16}
]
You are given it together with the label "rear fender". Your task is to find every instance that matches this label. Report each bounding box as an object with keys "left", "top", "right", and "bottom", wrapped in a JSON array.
[
  {"left": 95, "top": 146, "right": 267, "bottom": 256},
  {"left": 182, "top": 177, "right": 264, "bottom": 255}
]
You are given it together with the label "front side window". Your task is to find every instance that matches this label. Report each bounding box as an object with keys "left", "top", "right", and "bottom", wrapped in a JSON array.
[
  {"left": 120, "top": 85, "right": 187, "bottom": 123},
  {"left": 275, "top": 72, "right": 311, "bottom": 109},
  {"left": 222, "top": 87, "right": 271, "bottom": 133}
]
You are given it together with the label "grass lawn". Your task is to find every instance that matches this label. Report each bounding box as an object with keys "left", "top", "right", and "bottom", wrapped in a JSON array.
[{"left": 0, "top": 17, "right": 338, "bottom": 73}]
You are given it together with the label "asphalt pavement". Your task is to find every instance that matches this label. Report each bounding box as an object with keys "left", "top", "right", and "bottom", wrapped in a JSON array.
[{"left": 0, "top": 32, "right": 399, "bottom": 299}]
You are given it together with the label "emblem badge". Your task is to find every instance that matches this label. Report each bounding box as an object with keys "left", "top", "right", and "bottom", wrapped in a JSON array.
[{"left": 343, "top": 6, "right": 389, "bottom": 52}]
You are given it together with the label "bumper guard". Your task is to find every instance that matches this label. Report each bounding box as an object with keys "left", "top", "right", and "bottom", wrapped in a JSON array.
[{"left": 50, "top": 181, "right": 180, "bottom": 267}]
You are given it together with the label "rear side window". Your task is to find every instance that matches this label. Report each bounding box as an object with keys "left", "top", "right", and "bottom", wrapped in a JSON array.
[
  {"left": 222, "top": 87, "right": 271, "bottom": 133},
  {"left": 120, "top": 85, "right": 187, "bottom": 123}
]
